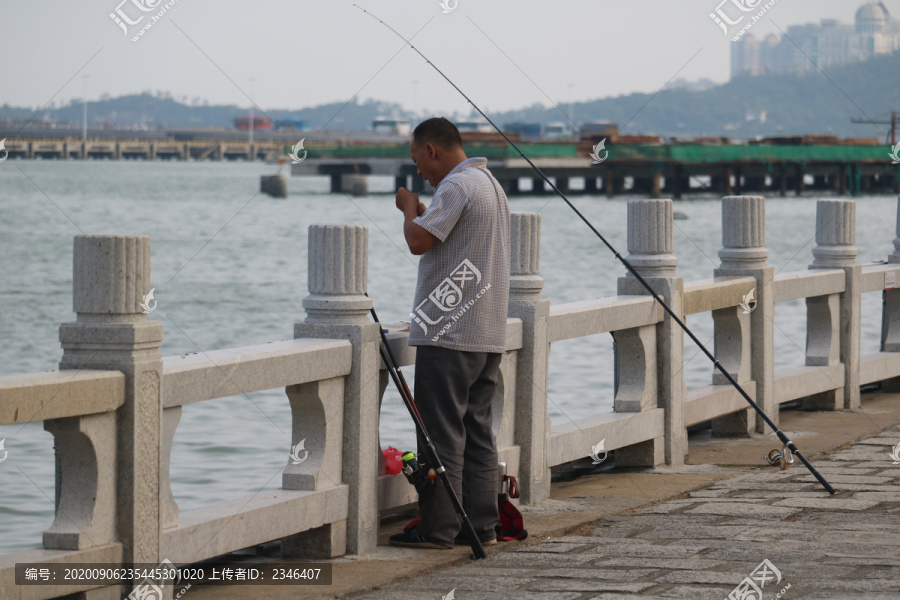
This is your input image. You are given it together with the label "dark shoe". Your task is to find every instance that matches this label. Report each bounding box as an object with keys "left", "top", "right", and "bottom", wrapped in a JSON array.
[
  {"left": 453, "top": 535, "right": 498, "bottom": 546},
  {"left": 389, "top": 528, "right": 452, "bottom": 549}
]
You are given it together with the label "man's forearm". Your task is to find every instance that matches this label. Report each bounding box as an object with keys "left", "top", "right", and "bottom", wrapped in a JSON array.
[{"left": 403, "top": 207, "right": 435, "bottom": 255}]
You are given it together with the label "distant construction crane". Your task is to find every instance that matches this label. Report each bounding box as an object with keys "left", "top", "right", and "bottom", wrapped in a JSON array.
[{"left": 852, "top": 111, "right": 898, "bottom": 145}]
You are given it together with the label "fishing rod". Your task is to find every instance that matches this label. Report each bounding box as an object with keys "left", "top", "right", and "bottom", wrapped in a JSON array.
[
  {"left": 354, "top": 4, "right": 835, "bottom": 496},
  {"left": 367, "top": 298, "right": 487, "bottom": 559}
]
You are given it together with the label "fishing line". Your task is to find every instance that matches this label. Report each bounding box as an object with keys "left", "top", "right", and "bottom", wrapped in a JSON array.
[{"left": 353, "top": 5, "right": 835, "bottom": 495}]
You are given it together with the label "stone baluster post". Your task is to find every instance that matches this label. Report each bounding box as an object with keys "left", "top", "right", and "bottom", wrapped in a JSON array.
[
  {"left": 508, "top": 213, "right": 551, "bottom": 505},
  {"left": 715, "top": 196, "right": 775, "bottom": 433},
  {"left": 617, "top": 199, "right": 686, "bottom": 466},
  {"left": 294, "top": 225, "right": 380, "bottom": 555},
  {"left": 56, "top": 235, "right": 164, "bottom": 583},
  {"left": 882, "top": 198, "right": 900, "bottom": 376},
  {"left": 807, "top": 200, "right": 860, "bottom": 410}
]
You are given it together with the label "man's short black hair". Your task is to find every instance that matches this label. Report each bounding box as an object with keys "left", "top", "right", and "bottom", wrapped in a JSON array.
[{"left": 412, "top": 117, "right": 463, "bottom": 151}]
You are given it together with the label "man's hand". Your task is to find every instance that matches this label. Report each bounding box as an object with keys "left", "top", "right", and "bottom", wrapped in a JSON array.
[
  {"left": 396, "top": 188, "right": 420, "bottom": 215},
  {"left": 396, "top": 187, "right": 436, "bottom": 255}
]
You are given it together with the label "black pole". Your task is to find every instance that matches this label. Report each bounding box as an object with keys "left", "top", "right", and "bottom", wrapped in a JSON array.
[
  {"left": 369, "top": 300, "right": 487, "bottom": 558},
  {"left": 355, "top": 5, "right": 835, "bottom": 496}
]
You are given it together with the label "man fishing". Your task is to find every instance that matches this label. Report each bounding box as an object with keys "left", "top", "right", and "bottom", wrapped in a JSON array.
[{"left": 389, "top": 117, "right": 511, "bottom": 549}]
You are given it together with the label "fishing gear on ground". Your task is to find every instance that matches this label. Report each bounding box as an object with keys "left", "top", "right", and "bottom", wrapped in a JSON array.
[
  {"left": 401, "top": 461, "right": 529, "bottom": 543},
  {"left": 765, "top": 446, "right": 794, "bottom": 470},
  {"left": 400, "top": 451, "right": 437, "bottom": 492}
]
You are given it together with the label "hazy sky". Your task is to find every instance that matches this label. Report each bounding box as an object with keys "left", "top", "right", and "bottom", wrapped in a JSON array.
[{"left": 1, "top": 0, "right": 892, "bottom": 121}]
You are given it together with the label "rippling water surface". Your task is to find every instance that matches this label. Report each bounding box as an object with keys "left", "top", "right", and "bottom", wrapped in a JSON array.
[{"left": 0, "top": 159, "right": 894, "bottom": 553}]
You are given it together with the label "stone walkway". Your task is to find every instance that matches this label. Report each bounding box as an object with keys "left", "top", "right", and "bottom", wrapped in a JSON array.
[{"left": 348, "top": 428, "right": 900, "bottom": 600}]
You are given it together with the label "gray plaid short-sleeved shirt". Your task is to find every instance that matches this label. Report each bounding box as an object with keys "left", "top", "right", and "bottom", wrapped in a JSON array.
[{"left": 409, "top": 157, "right": 510, "bottom": 353}]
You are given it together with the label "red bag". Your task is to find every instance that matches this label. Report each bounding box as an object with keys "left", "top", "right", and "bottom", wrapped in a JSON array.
[
  {"left": 382, "top": 446, "right": 404, "bottom": 475},
  {"left": 497, "top": 475, "right": 528, "bottom": 541}
]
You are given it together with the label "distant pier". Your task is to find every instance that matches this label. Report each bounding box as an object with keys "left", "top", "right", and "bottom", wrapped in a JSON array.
[{"left": 3, "top": 132, "right": 897, "bottom": 197}]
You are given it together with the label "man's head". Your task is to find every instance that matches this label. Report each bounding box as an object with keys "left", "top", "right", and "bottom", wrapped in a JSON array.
[{"left": 410, "top": 117, "right": 467, "bottom": 187}]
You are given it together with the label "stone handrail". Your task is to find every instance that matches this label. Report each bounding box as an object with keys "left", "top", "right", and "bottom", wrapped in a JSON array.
[{"left": 3, "top": 196, "right": 900, "bottom": 600}]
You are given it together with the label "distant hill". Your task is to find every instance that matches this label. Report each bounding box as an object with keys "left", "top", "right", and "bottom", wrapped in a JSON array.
[
  {"left": 2, "top": 50, "right": 898, "bottom": 138},
  {"left": 0, "top": 94, "right": 408, "bottom": 132},
  {"left": 494, "top": 50, "right": 900, "bottom": 140}
]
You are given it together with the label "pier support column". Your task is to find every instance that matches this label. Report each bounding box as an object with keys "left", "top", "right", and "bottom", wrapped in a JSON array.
[
  {"left": 555, "top": 177, "right": 569, "bottom": 194},
  {"left": 651, "top": 171, "right": 662, "bottom": 199},
  {"left": 668, "top": 167, "right": 685, "bottom": 199},
  {"left": 806, "top": 200, "right": 860, "bottom": 411},
  {"left": 744, "top": 176, "right": 766, "bottom": 193},
  {"left": 795, "top": 165, "right": 806, "bottom": 196},
  {"left": 508, "top": 213, "right": 551, "bottom": 505},
  {"left": 295, "top": 225, "right": 380, "bottom": 555},
  {"left": 585, "top": 176, "right": 599, "bottom": 195},
  {"left": 532, "top": 177, "right": 547, "bottom": 194},
  {"left": 881, "top": 198, "right": 900, "bottom": 391},
  {"left": 617, "top": 199, "right": 685, "bottom": 467},
  {"left": 56, "top": 236, "right": 163, "bottom": 589},
  {"left": 716, "top": 196, "right": 775, "bottom": 434},
  {"left": 394, "top": 175, "right": 407, "bottom": 191}
]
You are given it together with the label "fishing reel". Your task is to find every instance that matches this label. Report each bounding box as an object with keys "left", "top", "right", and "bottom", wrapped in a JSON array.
[
  {"left": 764, "top": 445, "right": 794, "bottom": 470},
  {"left": 401, "top": 451, "right": 437, "bottom": 492}
]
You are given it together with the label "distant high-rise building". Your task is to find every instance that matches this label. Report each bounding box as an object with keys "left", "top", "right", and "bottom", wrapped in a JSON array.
[{"left": 731, "top": 2, "right": 900, "bottom": 78}]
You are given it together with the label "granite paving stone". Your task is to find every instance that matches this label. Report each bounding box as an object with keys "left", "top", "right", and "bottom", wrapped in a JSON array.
[{"left": 350, "top": 433, "right": 900, "bottom": 599}]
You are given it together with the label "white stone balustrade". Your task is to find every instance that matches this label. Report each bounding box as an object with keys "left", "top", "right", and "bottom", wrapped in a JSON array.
[{"left": 3, "top": 196, "right": 900, "bottom": 600}]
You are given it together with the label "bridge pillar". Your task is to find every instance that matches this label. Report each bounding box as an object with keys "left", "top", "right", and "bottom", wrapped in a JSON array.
[
  {"left": 295, "top": 224, "right": 380, "bottom": 555},
  {"left": 56, "top": 235, "right": 164, "bottom": 590},
  {"left": 508, "top": 213, "right": 551, "bottom": 505},
  {"left": 716, "top": 196, "right": 775, "bottom": 434},
  {"left": 807, "top": 200, "right": 860, "bottom": 410},
  {"left": 617, "top": 199, "right": 685, "bottom": 467}
]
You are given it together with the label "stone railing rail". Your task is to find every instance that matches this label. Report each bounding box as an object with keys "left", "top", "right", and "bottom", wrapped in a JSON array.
[{"left": 2, "top": 196, "right": 900, "bottom": 599}]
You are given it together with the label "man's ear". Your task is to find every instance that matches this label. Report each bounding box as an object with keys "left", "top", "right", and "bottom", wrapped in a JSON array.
[{"left": 425, "top": 142, "right": 439, "bottom": 160}]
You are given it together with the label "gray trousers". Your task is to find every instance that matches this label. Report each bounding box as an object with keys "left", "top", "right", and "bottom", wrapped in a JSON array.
[{"left": 413, "top": 345, "right": 501, "bottom": 546}]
